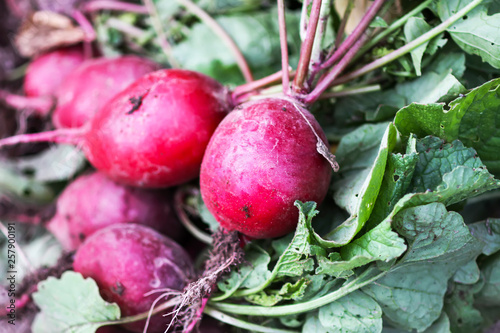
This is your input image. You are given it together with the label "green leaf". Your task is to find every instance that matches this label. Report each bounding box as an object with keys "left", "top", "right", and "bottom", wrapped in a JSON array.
[
  {"left": 32, "top": 271, "right": 121, "bottom": 333},
  {"left": 328, "top": 123, "right": 397, "bottom": 246},
  {"left": 469, "top": 219, "right": 500, "bottom": 255},
  {"left": 397, "top": 165, "right": 500, "bottom": 210},
  {"left": 409, "top": 137, "right": 483, "bottom": 193},
  {"left": 363, "top": 203, "right": 484, "bottom": 332},
  {"left": 303, "top": 314, "right": 326, "bottom": 333},
  {"left": 245, "top": 279, "right": 309, "bottom": 306},
  {"left": 382, "top": 313, "right": 452, "bottom": 332},
  {"left": 316, "top": 220, "right": 406, "bottom": 276},
  {"left": 453, "top": 260, "right": 481, "bottom": 285},
  {"left": 334, "top": 122, "right": 389, "bottom": 173},
  {"left": 0, "top": 165, "right": 54, "bottom": 205},
  {"left": 336, "top": 53, "right": 466, "bottom": 124},
  {"left": 447, "top": 79, "right": 500, "bottom": 176},
  {"left": 5, "top": 145, "right": 86, "bottom": 183},
  {"left": 273, "top": 201, "right": 317, "bottom": 278},
  {"left": 393, "top": 203, "right": 482, "bottom": 264},
  {"left": 424, "top": 313, "right": 452, "bottom": 333},
  {"left": 363, "top": 263, "right": 450, "bottom": 332},
  {"left": 217, "top": 243, "right": 272, "bottom": 298},
  {"left": 194, "top": 193, "right": 220, "bottom": 232},
  {"left": 404, "top": 17, "right": 432, "bottom": 76},
  {"left": 437, "top": 0, "right": 500, "bottom": 68},
  {"left": 475, "top": 252, "right": 500, "bottom": 307},
  {"left": 369, "top": 135, "right": 418, "bottom": 227},
  {"left": 394, "top": 77, "right": 500, "bottom": 177},
  {"left": 444, "top": 282, "right": 484, "bottom": 333},
  {"left": 370, "top": 17, "right": 388, "bottom": 28},
  {"left": 317, "top": 291, "right": 383, "bottom": 333},
  {"left": 172, "top": 10, "right": 301, "bottom": 85}
]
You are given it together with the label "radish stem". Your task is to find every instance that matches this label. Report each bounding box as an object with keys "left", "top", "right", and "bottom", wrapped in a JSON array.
[
  {"left": 277, "top": 0, "right": 290, "bottom": 94},
  {"left": 355, "top": 0, "right": 434, "bottom": 61},
  {"left": 5, "top": 0, "right": 24, "bottom": 17},
  {"left": 0, "top": 90, "right": 54, "bottom": 116},
  {"left": 175, "top": 188, "right": 213, "bottom": 245},
  {"left": 173, "top": 0, "right": 254, "bottom": 83},
  {"left": 232, "top": 70, "right": 294, "bottom": 99},
  {"left": 204, "top": 306, "right": 300, "bottom": 333},
  {"left": 331, "top": 0, "right": 484, "bottom": 86},
  {"left": 319, "top": 84, "right": 381, "bottom": 99},
  {"left": 308, "top": 0, "right": 332, "bottom": 83},
  {"left": 142, "top": 0, "right": 180, "bottom": 67},
  {"left": 292, "top": 0, "right": 322, "bottom": 93},
  {"left": 0, "top": 127, "right": 87, "bottom": 148},
  {"left": 82, "top": 0, "right": 148, "bottom": 14},
  {"left": 105, "top": 17, "right": 148, "bottom": 39},
  {"left": 299, "top": 0, "right": 312, "bottom": 41},
  {"left": 305, "top": 36, "right": 366, "bottom": 104},
  {"left": 319, "top": 0, "right": 387, "bottom": 71},
  {"left": 72, "top": 11, "right": 96, "bottom": 42},
  {"left": 334, "top": 0, "right": 354, "bottom": 50},
  {"left": 210, "top": 266, "right": 385, "bottom": 316}
]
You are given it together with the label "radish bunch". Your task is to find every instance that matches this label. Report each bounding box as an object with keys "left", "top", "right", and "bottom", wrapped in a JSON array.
[{"left": 0, "top": 69, "right": 232, "bottom": 187}]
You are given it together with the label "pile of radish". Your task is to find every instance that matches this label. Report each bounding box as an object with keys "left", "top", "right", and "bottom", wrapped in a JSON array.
[
  {"left": 3, "top": 0, "right": 338, "bottom": 330},
  {"left": 3, "top": 0, "right": 492, "bottom": 332}
]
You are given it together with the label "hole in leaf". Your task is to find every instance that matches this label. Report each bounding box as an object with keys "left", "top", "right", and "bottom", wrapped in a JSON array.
[
  {"left": 21, "top": 167, "right": 36, "bottom": 176},
  {"left": 393, "top": 175, "right": 400, "bottom": 182}
]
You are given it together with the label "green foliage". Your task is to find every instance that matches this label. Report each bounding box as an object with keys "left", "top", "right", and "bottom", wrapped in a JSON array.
[
  {"left": 172, "top": 9, "right": 302, "bottom": 85},
  {"left": 32, "top": 271, "right": 121, "bottom": 333},
  {"left": 437, "top": 0, "right": 500, "bottom": 68},
  {"left": 363, "top": 203, "right": 483, "bottom": 332},
  {"left": 394, "top": 78, "right": 500, "bottom": 176}
]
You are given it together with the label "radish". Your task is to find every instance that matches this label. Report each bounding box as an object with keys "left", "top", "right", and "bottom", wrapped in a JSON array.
[
  {"left": 73, "top": 224, "right": 194, "bottom": 333},
  {"left": 24, "top": 45, "right": 85, "bottom": 98},
  {"left": 53, "top": 56, "right": 158, "bottom": 128},
  {"left": 0, "top": 46, "right": 86, "bottom": 116},
  {"left": 46, "top": 172, "right": 184, "bottom": 250},
  {"left": 200, "top": 97, "right": 332, "bottom": 239},
  {"left": 0, "top": 69, "right": 232, "bottom": 188}
]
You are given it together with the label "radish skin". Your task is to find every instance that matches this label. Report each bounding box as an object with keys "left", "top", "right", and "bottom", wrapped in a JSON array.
[
  {"left": 200, "top": 97, "right": 331, "bottom": 239},
  {"left": 0, "top": 69, "right": 231, "bottom": 188},
  {"left": 24, "top": 46, "right": 86, "bottom": 98},
  {"left": 53, "top": 56, "right": 158, "bottom": 128},
  {"left": 47, "top": 172, "right": 184, "bottom": 250},
  {"left": 74, "top": 224, "right": 194, "bottom": 333}
]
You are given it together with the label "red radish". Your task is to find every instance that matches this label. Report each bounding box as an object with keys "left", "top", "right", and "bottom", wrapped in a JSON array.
[
  {"left": 0, "top": 69, "right": 231, "bottom": 188},
  {"left": 200, "top": 97, "right": 332, "bottom": 239},
  {"left": 53, "top": 56, "right": 158, "bottom": 128},
  {"left": 0, "top": 46, "right": 86, "bottom": 116},
  {"left": 46, "top": 172, "right": 184, "bottom": 250},
  {"left": 73, "top": 224, "right": 194, "bottom": 333},
  {"left": 24, "top": 45, "right": 86, "bottom": 98}
]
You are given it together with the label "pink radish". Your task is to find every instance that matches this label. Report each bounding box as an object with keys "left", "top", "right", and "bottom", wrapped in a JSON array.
[
  {"left": 0, "top": 69, "right": 232, "bottom": 188},
  {"left": 200, "top": 97, "right": 332, "bottom": 239},
  {"left": 46, "top": 172, "right": 184, "bottom": 250},
  {"left": 0, "top": 46, "right": 86, "bottom": 116},
  {"left": 24, "top": 45, "right": 86, "bottom": 98},
  {"left": 73, "top": 223, "right": 194, "bottom": 333},
  {"left": 52, "top": 55, "right": 158, "bottom": 128}
]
